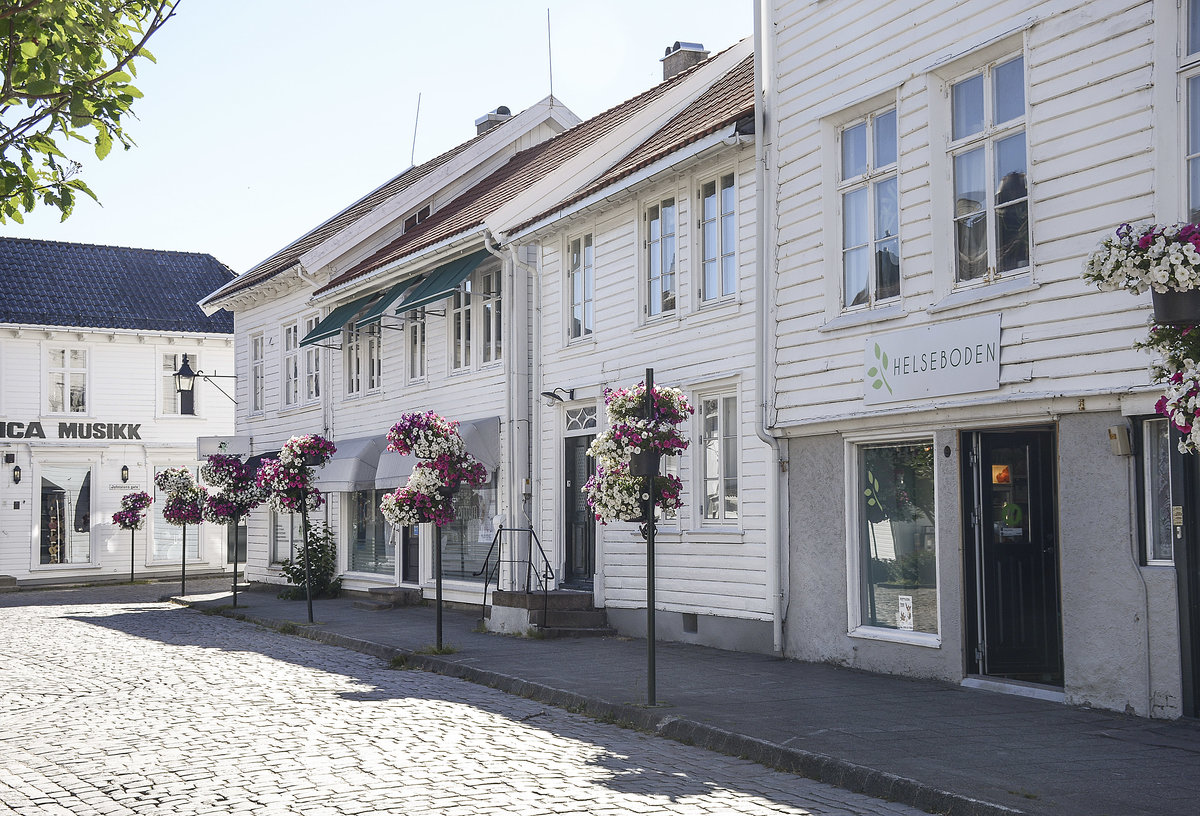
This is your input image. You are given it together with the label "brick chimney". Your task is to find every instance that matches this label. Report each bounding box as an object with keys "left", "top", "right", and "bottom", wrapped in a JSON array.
[
  {"left": 661, "top": 41, "right": 709, "bottom": 81},
  {"left": 475, "top": 105, "right": 512, "bottom": 135}
]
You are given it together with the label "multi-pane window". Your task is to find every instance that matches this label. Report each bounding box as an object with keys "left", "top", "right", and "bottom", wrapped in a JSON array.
[
  {"left": 282, "top": 323, "right": 300, "bottom": 408},
  {"left": 451, "top": 279, "right": 472, "bottom": 371},
  {"left": 700, "top": 395, "right": 739, "bottom": 521},
  {"left": 344, "top": 320, "right": 381, "bottom": 396},
  {"left": 1192, "top": 0, "right": 1200, "bottom": 55},
  {"left": 857, "top": 440, "right": 937, "bottom": 634},
  {"left": 1143, "top": 419, "right": 1174, "bottom": 565},
  {"left": 700, "top": 174, "right": 737, "bottom": 302},
  {"left": 1187, "top": 2, "right": 1200, "bottom": 221},
  {"left": 250, "top": 335, "right": 265, "bottom": 414},
  {"left": 480, "top": 268, "right": 502, "bottom": 364},
  {"left": 840, "top": 111, "right": 899, "bottom": 308},
  {"left": 407, "top": 308, "right": 426, "bottom": 381},
  {"left": 47, "top": 347, "right": 87, "bottom": 413},
  {"left": 152, "top": 467, "right": 200, "bottom": 563},
  {"left": 39, "top": 463, "right": 91, "bottom": 564},
  {"left": 568, "top": 234, "right": 594, "bottom": 339},
  {"left": 403, "top": 204, "right": 431, "bottom": 232},
  {"left": 646, "top": 198, "right": 677, "bottom": 316},
  {"left": 271, "top": 509, "right": 302, "bottom": 564},
  {"left": 950, "top": 56, "right": 1029, "bottom": 282},
  {"left": 303, "top": 315, "right": 321, "bottom": 402},
  {"left": 349, "top": 488, "right": 394, "bottom": 575},
  {"left": 162, "top": 352, "right": 196, "bottom": 416}
]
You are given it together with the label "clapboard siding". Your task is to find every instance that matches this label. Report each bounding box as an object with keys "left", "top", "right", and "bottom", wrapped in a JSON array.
[{"left": 768, "top": 0, "right": 1161, "bottom": 428}]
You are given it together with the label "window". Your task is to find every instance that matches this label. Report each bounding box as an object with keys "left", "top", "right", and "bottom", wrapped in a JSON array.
[
  {"left": 407, "top": 308, "right": 426, "bottom": 382},
  {"left": 151, "top": 467, "right": 200, "bottom": 563},
  {"left": 39, "top": 463, "right": 92, "bottom": 564},
  {"left": 439, "top": 477, "right": 497, "bottom": 581},
  {"left": 857, "top": 441, "right": 937, "bottom": 635},
  {"left": 348, "top": 488, "right": 394, "bottom": 575},
  {"left": 700, "top": 395, "right": 739, "bottom": 521},
  {"left": 645, "top": 197, "right": 677, "bottom": 316},
  {"left": 700, "top": 174, "right": 737, "bottom": 302},
  {"left": 950, "top": 56, "right": 1029, "bottom": 282},
  {"left": 480, "top": 268, "right": 502, "bottom": 364},
  {"left": 1187, "top": 2, "right": 1200, "bottom": 221},
  {"left": 161, "top": 352, "right": 196, "bottom": 416},
  {"left": 250, "top": 335, "right": 265, "bottom": 414},
  {"left": 282, "top": 323, "right": 300, "bottom": 408},
  {"left": 451, "top": 279, "right": 472, "bottom": 371},
  {"left": 403, "top": 204, "right": 431, "bottom": 232},
  {"left": 304, "top": 315, "right": 321, "bottom": 402},
  {"left": 344, "top": 319, "right": 381, "bottom": 396},
  {"left": 47, "top": 347, "right": 87, "bottom": 413},
  {"left": 1143, "top": 419, "right": 1174, "bottom": 565},
  {"left": 271, "top": 509, "right": 302, "bottom": 564},
  {"left": 840, "top": 111, "right": 899, "bottom": 308},
  {"left": 568, "top": 234, "right": 594, "bottom": 340}
]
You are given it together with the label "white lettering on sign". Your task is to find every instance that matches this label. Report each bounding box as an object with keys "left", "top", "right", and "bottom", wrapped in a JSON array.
[{"left": 864, "top": 314, "right": 1001, "bottom": 405}]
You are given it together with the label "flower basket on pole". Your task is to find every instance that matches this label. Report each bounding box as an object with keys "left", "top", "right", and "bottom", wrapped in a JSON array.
[
  {"left": 201, "top": 453, "right": 266, "bottom": 608},
  {"left": 112, "top": 491, "right": 152, "bottom": 583},
  {"left": 153, "top": 468, "right": 204, "bottom": 596}
]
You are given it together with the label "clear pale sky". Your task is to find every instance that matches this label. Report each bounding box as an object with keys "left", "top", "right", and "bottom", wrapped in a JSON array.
[{"left": 4, "top": 1, "right": 751, "bottom": 274}]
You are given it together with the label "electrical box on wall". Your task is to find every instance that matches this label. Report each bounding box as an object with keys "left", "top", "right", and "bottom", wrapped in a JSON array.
[{"left": 1108, "top": 426, "right": 1132, "bottom": 456}]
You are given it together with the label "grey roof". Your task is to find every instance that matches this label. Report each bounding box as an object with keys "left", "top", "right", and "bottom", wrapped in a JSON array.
[{"left": 0, "top": 237, "right": 235, "bottom": 333}]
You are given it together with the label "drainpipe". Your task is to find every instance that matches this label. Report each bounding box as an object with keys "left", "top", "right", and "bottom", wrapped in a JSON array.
[{"left": 753, "top": 0, "right": 788, "bottom": 656}]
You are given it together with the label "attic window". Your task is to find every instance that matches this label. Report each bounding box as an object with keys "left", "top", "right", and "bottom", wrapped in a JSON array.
[{"left": 404, "top": 204, "right": 431, "bottom": 232}]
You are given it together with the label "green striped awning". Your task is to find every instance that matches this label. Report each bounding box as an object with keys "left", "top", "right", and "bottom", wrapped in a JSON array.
[
  {"left": 393, "top": 250, "right": 490, "bottom": 314},
  {"left": 357, "top": 275, "right": 425, "bottom": 327},
  {"left": 299, "top": 292, "right": 381, "bottom": 347}
]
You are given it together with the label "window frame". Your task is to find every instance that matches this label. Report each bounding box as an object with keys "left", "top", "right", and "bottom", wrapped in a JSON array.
[
  {"left": 698, "top": 392, "right": 740, "bottom": 524},
  {"left": 343, "top": 319, "right": 382, "bottom": 397},
  {"left": 450, "top": 277, "right": 473, "bottom": 372},
  {"left": 281, "top": 322, "right": 300, "bottom": 409},
  {"left": 406, "top": 307, "right": 426, "bottom": 383},
  {"left": 1183, "top": 2, "right": 1200, "bottom": 222},
  {"left": 946, "top": 53, "right": 1030, "bottom": 286},
  {"left": 147, "top": 463, "right": 202, "bottom": 566},
  {"left": 837, "top": 109, "right": 900, "bottom": 310},
  {"left": 161, "top": 351, "right": 198, "bottom": 417},
  {"left": 303, "top": 314, "right": 321, "bottom": 404},
  {"left": 479, "top": 267, "right": 502, "bottom": 366},
  {"left": 249, "top": 334, "right": 265, "bottom": 415},
  {"left": 644, "top": 195, "right": 678, "bottom": 319},
  {"left": 1137, "top": 417, "right": 1175, "bottom": 566},
  {"left": 46, "top": 345, "right": 89, "bottom": 415},
  {"left": 567, "top": 232, "right": 595, "bottom": 341},
  {"left": 698, "top": 172, "right": 738, "bottom": 304},
  {"left": 270, "top": 508, "right": 302, "bottom": 565}
]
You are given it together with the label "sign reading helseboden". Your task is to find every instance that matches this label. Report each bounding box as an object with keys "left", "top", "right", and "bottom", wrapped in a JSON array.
[{"left": 863, "top": 314, "right": 1001, "bottom": 405}]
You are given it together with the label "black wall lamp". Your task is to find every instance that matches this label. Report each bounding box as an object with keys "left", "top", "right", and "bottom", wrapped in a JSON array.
[
  {"left": 121, "top": 465, "right": 130, "bottom": 484},
  {"left": 12, "top": 465, "right": 21, "bottom": 485},
  {"left": 539, "top": 387, "right": 574, "bottom": 405},
  {"left": 174, "top": 353, "right": 236, "bottom": 406}
]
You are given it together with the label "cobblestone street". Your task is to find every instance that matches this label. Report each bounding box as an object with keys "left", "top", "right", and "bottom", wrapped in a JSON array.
[{"left": 0, "top": 588, "right": 922, "bottom": 816}]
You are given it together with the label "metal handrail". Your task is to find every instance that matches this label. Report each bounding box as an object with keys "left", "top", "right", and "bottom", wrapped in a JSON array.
[{"left": 474, "top": 526, "right": 555, "bottom": 623}]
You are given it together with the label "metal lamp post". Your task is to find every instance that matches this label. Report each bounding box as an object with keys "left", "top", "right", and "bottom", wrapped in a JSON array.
[{"left": 630, "top": 367, "right": 660, "bottom": 706}]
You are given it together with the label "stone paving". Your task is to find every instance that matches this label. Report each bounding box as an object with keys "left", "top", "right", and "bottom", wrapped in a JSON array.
[{"left": 0, "top": 585, "right": 925, "bottom": 816}]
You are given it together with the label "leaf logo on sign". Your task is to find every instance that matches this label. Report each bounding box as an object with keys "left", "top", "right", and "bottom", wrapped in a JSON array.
[{"left": 866, "top": 343, "right": 893, "bottom": 395}]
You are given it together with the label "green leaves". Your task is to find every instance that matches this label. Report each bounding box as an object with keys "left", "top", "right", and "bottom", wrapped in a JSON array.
[{"left": 868, "top": 342, "right": 893, "bottom": 395}]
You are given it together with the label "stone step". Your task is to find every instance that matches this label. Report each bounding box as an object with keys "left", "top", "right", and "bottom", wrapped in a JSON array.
[
  {"left": 530, "top": 609, "right": 609, "bottom": 628},
  {"left": 535, "top": 626, "right": 618, "bottom": 639},
  {"left": 367, "top": 586, "right": 423, "bottom": 606},
  {"left": 492, "top": 589, "right": 597, "bottom": 612},
  {"left": 0, "top": 575, "right": 16, "bottom": 593},
  {"left": 352, "top": 600, "right": 395, "bottom": 612}
]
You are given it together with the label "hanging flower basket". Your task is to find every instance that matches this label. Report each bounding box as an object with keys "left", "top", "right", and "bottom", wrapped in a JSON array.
[
  {"left": 628, "top": 449, "right": 662, "bottom": 477},
  {"left": 1152, "top": 289, "right": 1200, "bottom": 325}
]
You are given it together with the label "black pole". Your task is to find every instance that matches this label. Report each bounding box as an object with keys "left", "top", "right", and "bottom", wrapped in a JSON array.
[
  {"left": 232, "top": 512, "right": 240, "bottom": 609},
  {"left": 129, "top": 527, "right": 135, "bottom": 584},
  {"left": 645, "top": 366, "right": 657, "bottom": 707},
  {"left": 181, "top": 523, "right": 187, "bottom": 597},
  {"left": 436, "top": 533, "right": 444, "bottom": 650},
  {"left": 300, "top": 507, "right": 313, "bottom": 624}
]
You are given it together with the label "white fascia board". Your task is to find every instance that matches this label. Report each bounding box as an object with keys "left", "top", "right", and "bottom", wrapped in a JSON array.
[
  {"left": 505, "top": 129, "right": 734, "bottom": 243},
  {"left": 307, "top": 227, "right": 485, "bottom": 306},
  {"left": 298, "top": 97, "right": 579, "bottom": 277},
  {"left": 199, "top": 263, "right": 302, "bottom": 316},
  {"left": 487, "top": 38, "right": 753, "bottom": 236}
]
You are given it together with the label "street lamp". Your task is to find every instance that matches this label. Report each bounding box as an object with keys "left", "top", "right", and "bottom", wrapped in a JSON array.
[
  {"left": 173, "top": 354, "right": 198, "bottom": 395},
  {"left": 174, "top": 354, "right": 236, "bottom": 406}
]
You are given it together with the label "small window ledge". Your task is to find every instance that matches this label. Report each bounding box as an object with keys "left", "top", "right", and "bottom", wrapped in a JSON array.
[
  {"left": 926, "top": 275, "right": 1038, "bottom": 315},
  {"left": 849, "top": 625, "right": 942, "bottom": 648},
  {"left": 820, "top": 303, "right": 906, "bottom": 333}
]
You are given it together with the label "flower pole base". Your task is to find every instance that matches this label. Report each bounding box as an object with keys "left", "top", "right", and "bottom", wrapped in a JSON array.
[{"left": 1152, "top": 290, "right": 1200, "bottom": 325}]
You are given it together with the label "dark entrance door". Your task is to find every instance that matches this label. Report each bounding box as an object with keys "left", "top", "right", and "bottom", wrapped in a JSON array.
[
  {"left": 564, "top": 435, "right": 596, "bottom": 589},
  {"left": 964, "top": 429, "right": 1063, "bottom": 685},
  {"left": 401, "top": 524, "right": 420, "bottom": 584}
]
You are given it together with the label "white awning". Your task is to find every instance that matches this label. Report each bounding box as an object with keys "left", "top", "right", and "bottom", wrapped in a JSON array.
[
  {"left": 374, "top": 449, "right": 419, "bottom": 490},
  {"left": 312, "top": 436, "right": 386, "bottom": 493},
  {"left": 374, "top": 416, "right": 500, "bottom": 489}
]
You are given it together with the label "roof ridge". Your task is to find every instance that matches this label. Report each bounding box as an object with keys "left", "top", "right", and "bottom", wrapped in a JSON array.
[{"left": 0, "top": 234, "right": 227, "bottom": 262}]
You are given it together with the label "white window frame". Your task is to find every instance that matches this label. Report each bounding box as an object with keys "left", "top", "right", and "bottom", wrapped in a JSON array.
[
  {"left": 838, "top": 110, "right": 900, "bottom": 310},
  {"left": 450, "top": 278, "right": 473, "bottom": 372},
  {"left": 281, "top": 322, "right": 300, "bottom": 409},
  {"left": 161, "top": 351, "right": 199, "bottom": 417},
  {"left": 1182, "top": 2, "right": 1200, "bottom": 222},
  {"left": 644, "top": 196, "right": 678, "bottom": 318},
  {"left": 1142, "top": 418, "right": 1175, "bottom": 566},
  {"left": 697, "top": 392, "right": 739, "bottom": 524},
  {"left": 406, "top": 307, "right": 426, "bottom": 383},
  {"left": 844, "top": 432, "right": 942, "bottom": 648},
  {"left": 249, "top": 334, "right": 265, "bottom": 415},
  {"left": 567, "top": 233, "right": 595, "bottom": 341},
  {"left": 303, "top": 314, "right": 321, "bottom": 403},
  {"left": 344, "top": 319, "right": 381, "bottom": 397},
  {"left": 46, "top": 345, "right": 89, "bottom": 415},
  {"left": 147, "top": 463, "right": 202, "bottom": 566},
  {"left": 32, "top": 456, "right": 98, "bottom": 568},
  {"left": 698, "top": 173, "right": 738, "bottom": 304},
  {"left": 479, "top": 267, "right": 502, "bottom": 365},
  {"left": 270, "top": 509, "right": 302, "bottom": 565},
  {"left": 946, "top": 52, "right": 1030, "bottom": 286}
]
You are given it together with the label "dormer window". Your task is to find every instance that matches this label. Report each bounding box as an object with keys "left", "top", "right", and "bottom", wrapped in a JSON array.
[{"left": 403, "top": 204, "right": 432, "bottom": 232}]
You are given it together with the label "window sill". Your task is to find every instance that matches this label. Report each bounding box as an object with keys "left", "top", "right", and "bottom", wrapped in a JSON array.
[
  {"left": 690, "top": 298, "right": 744, "bottom": 327},
  {"left": 926, "top": 274, "right": 1037, "bottom": 315},
  {"left": 819, "top": 303, "right": 906, "bottom": 333},
  {"left": 849, "top": 624, "right": 941, "bottom": 648},
  {"left": 30, "top": 562, "right": 101, "bottom": 571},
  {"left": 561, "top": 337, "right": 598, "bottom": 356}
]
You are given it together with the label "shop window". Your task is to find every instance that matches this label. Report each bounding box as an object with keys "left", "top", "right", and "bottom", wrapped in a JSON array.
[
  {"left": 856, "top": 440, "right": 937, "bottom": 635},
  {"left": 700, "top": 394, "right": 739, "bottom": 521},
  {"left": 840, "top": 110, "right": 899, "bottom": 308},
  {"left": 439, "top": 476, "right": 497, "bottom": 581},
  {"left": 1142, "top": 419, "right": 1174, "bottom": 565},
  {"left": 348, "top": 488, "right": 394, "bottom": 575},
  {"left": 645, "top": 197, "right": 677, "bottom": 317},
  {"left": 568, "top": 234, "right": 594, "bottom": 340},
  {"left": 39, "top": 463, "right": 92, "bottom": 564},
  {"left": 949, "top": 55, "right": 1028, "bottom": 283},
  {"left": 47, "top": 347, "right": 87, "bottom": 414},
  {"left": 151, "top": 468, "right": 200, "bottom": 563},
  {"left": 271, "top": 510, "right": 302, "bottom": 564},
  {"left": 699, "top": 174, "right": 737, "bottom": 303}
]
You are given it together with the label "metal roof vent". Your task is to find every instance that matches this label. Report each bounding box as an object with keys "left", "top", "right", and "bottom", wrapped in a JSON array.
[
  {"left": 475, "top": 105, "right": 512, "bottom": 135},
  {"left": 661, "top": 41, "right": 709, "bottom": 81}
]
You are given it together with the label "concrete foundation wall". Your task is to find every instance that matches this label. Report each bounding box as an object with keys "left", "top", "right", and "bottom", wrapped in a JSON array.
[{"left": 606, "top": 607, "right": 774, "bottom": 654}]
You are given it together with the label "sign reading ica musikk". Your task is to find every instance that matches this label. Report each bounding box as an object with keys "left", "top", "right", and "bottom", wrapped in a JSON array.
[
  {"left": 863, "top": 314, "right": 1001, "bottom": 405},
  {"left": 0, "top": 420, "right": 142, "bottom": 440}
]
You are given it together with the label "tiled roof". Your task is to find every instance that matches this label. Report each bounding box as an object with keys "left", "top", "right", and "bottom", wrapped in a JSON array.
[
  {"left": 511, "top": 54, "right": 755, "bottom": 235},
  {"left": 319, "top": 48, "right": 739, "bottom": 294},
  {"left": 0, "top": 237, "right": 235, "bottom": 333}
]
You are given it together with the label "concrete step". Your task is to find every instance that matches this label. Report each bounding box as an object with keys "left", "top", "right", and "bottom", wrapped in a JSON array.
[
  {"left": 492, "top": 589, "right": 597, "bottom": 612},
  {"left": 352, "top": 600, "right": 395, "bottom": 612},
  {"left": 0, "top": 575, "right": 16, "bottom": 593},
  {"left": 367, "top": 586, "right": 423, "bottom": 606},
  {"left": 535, "top": 626, "right": 618, "bottom": 639},
  {"left": 530, "top": 609, "right": 609, "bottom": 628}
]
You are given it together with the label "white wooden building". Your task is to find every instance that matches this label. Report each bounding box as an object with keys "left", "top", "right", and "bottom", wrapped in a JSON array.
[
  {"left": 756, "top": 0, "right": 1199, "bottom": 718},
  {"left": 0, "top": 238, "right": 236, "bottom": 585}
]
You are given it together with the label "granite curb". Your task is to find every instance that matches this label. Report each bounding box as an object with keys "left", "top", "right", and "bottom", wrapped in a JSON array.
[{"left": 181, "top": 599, "right": 1022, "bottom": 816}]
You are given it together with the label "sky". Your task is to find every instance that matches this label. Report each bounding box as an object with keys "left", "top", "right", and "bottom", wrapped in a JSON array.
[{"left": 4, "top": 1, "right": 752, "bottom": 274}]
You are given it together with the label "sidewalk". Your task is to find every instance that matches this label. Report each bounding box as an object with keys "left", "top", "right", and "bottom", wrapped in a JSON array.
[{"left": 176, "top": 585, "right": 1200, "bottom": 816}]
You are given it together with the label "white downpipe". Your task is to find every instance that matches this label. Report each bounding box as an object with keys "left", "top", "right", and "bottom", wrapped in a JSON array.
[
  {"left": 754, "top": 0, "right": 787, "bottom": 656},
  {"left": 483, "top": 230, "right": 518, "bottom": 592}
]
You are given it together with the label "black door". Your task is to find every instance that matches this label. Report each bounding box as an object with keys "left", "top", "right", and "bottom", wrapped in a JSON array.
[
  {"left": 564, "top": 435, "right": 596, "bottom": 588},
  {"left": 226, "top": 517, "right": 247, "bottom": 563},
  {"left": 401, "top": 524, "right": 420, "bottom": 584},
  {"left": 964, "top": 429, "right": 1063, "bottom": 685}
]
